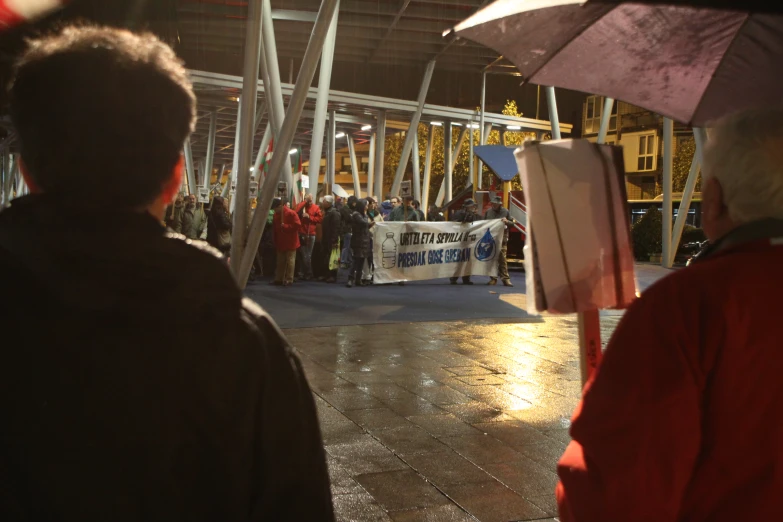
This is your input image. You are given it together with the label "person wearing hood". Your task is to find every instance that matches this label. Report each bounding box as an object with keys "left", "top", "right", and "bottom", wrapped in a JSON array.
[
  {"left": 0, "top": 26, "right": 333, "bottom": 522},
  {"left": 380, "top": 198, "right": 394, "bottom": 220}
]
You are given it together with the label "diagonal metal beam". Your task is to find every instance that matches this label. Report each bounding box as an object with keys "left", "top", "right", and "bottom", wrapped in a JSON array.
[{"left": 367, "top": 0, "right": 411, "bottom": 63}]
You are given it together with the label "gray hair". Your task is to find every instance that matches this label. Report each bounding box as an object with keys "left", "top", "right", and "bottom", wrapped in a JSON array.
[
  {"left": 703, "top": 109, "right": 783, "bottom": 223},
  {"left": 323, "top": 195, "right": 335, "bottom": 204}
]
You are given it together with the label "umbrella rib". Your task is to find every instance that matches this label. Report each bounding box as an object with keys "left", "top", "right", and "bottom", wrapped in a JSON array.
[{"left": 688, "top": 13, "right": 752, "bottom": 124}]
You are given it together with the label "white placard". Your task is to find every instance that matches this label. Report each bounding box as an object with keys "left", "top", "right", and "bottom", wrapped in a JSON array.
[
  {"left": 301, "top": 176, "right": 310, "bottom": 189},
  {"left": 400, "top": 180, "right": 412, "bottom": 198},
  {"left": 371, "top": 219, "right": 505, "bottom": 284},
  {"left": 249, "top": 181, "right": 258, "bottom": 198},
  {"left": 197, "top": 187, "right": 210, "bottom": 203}
]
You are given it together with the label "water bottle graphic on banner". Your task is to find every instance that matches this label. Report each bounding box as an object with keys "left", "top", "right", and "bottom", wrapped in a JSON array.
[
  {"left": 475, "top": 228, "right": 497, "bottom": 262},
  {"left": 382, "top": 232, "right": 397, "bottom": 269}
]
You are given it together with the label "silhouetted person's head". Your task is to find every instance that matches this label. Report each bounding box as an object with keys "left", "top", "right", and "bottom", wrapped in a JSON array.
[{"left": 9, "top": 25, "right": 196, "bottom": 216}]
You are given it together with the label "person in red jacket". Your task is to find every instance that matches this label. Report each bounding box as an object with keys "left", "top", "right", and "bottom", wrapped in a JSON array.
[
  {"left": 556, "top": 108, "right": 783, "bottom": 521},
  {"left": 294, "top": 193, "right": 323, "bottom": 281},
  {"left": 271, "top": 197, "right": 301, "bottom": 286}
]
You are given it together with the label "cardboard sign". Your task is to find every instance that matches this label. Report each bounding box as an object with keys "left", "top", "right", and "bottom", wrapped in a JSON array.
[
  {"left": 197, "top": 187, "right": 210, "bottom": 203},
  {"left": 249, "top": 181, "right": 259, "bottom": 198},
  {"left": 277, "top": 181, "right": 287, "bottom": 197},
  {"left": 301, "top": 176, "right": 310, "bottom": 189},
  {"left": 400, "top": 180, "right": 412, "bottom": 198}
]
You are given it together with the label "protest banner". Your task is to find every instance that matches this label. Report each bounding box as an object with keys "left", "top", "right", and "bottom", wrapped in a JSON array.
[{"left": 372, "top": 219, "right": 506, "bottom": 284}]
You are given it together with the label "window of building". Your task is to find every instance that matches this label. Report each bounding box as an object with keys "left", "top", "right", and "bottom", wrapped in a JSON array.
[
  {"left": 584, "top": 96, "right": 618, "bottom": 134},
  {"left": 637, "top": 133, "right": 656, "bottom": 171}
]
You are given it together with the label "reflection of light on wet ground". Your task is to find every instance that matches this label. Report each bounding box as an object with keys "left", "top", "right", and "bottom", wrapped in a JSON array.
[
  {"left": 286, "top": 315, "right": 628, "bottom": 521},
  {"left": 498, "top": 292, "right": 527, "bottom": 310}
]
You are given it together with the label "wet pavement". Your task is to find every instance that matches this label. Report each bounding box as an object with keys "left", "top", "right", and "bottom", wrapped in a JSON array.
[{"left": 271, "top": 263, "right": 673, "bottom": 521}]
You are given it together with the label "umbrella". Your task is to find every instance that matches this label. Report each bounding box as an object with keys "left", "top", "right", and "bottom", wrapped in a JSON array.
[
  {"left": 452, "top": 0, "right": 783, "bottom": 125},
  {"left": 473, "top": 145, "right": 520, "bottom": 181},
  {"left": 591, "top": 0, "right": 783, "bottom": 13}
]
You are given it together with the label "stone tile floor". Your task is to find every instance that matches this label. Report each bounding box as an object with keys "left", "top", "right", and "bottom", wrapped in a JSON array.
[{"left": 286, "top": 315, "right": 626, "bottom": 522}]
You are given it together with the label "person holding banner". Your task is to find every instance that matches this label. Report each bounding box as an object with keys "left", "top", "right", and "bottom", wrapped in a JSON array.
[
  {"left": 449, "top": 198, "right": 482, "bottom": 285},
  {"left": 347, "top": 199, "right": 374, "bottom": 288},
  {"left": 483, "top": 196, "right": 515, "bottom": 287}
]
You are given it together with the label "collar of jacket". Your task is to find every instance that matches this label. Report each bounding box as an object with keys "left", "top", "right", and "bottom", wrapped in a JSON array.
[{"left": 695, "top": 218, "right": 783, "bottom": 263}]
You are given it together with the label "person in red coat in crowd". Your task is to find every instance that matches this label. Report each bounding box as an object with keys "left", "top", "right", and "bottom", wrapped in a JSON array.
[
  {"left": 294, "top": 193, "right": 323, "bottom": 281},
  {"left": 271, "top": 197, "right": 301, "bottom": 286},
  {"left": 557, "top": 108, "right": 783, "bottom": 522}
]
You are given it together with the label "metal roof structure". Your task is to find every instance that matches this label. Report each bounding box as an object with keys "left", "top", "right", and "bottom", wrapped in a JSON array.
[
  {"left": 189, "top": 69, "right": 572, "bottom": 165},
  {"left": 176, "top": 1, "right": 519, "bottom": 77}
]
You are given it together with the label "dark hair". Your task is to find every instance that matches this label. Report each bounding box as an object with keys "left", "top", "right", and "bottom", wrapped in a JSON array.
[
  {"left": 9, "top": 25, "right": 196, "bottom": 208},
  {"left": 210, "top": 196, "right": 227, "bottom": 216},
  {"left": 412, "top": 199, "right": 420, "bottom": 209},
  {"left": 354, "top": 199, "right": 367, "bottom": 214}
]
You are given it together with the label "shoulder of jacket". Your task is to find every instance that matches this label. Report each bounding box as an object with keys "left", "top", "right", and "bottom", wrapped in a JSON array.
[
  {"left": 240, "top": 297, "right": 296, "bottom": 355},
  {"left": 164, "top": 231, "right": 226, "bottom": 260}
]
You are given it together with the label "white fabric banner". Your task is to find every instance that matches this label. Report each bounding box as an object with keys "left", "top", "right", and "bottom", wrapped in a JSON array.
[{"left": 371, "top": 219, "right": 505, "bottom": 284}]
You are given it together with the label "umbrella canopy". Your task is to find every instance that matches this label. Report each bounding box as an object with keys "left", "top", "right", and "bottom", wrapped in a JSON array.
[
  {"left": 591, "top": 0, "right": 783, "bottom": 13},
  {"left": 453, "top": 0, "right": 783, "bottom": 125},
  {"left": 474, "top": 145, "right": 521, "bottom": 181}
]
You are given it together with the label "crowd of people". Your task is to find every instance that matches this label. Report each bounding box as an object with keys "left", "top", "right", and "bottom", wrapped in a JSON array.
[{"left": 167, "top": 191, "right": 517, "bottom": 289}]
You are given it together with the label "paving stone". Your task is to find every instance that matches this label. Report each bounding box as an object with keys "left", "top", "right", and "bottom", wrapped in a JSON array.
[
  {"left": 440, "top": 481, "right": 548, "bottom": 522},
  {"left": 384, "top": 397, "right": 447, "bottom": 417},
  {"left": 528, "top": 494, "right": 559, "bottom": 517},
  {"left": 406, "top": 413, "right": 483, "bottom": 438},
  {"left": 443, "top": 365, "right": 501, "bottom": 376},
  {"left": 356, "top": 470, "right": 451, "bottom": 512},
  {"left": 480, "top": 454, "right": 559, "bottom": 498},
  {"left": 404, "top": 451, "right": 494, "bottom": 487},
  {"left": 454, "top": 374, "right": 508, "bottom": 386},
  {"left": 472, "top": 420, "right": 552, "bottom": 447},
  {"left": 374, "top": 425, "right": 452, "bottom": 457},
  {"left": 440, "top": 434, "right": 523, "bottom": 466},
  {"left": 318, "top": 387, "right": 387, "bottom": 412},
  {"left": 326, "top": 438, "right": 408, "bottom": 475},
  {"left": 406, "top": 385, "right": 475, "bottom": 406},
  {"left": 513, "top": 441, "right": 568, "bottom": 471},
  {"left": 440, "top": 401, "right": 516, "bottom": 424},
  {"left": 389, "top": 504, "right": 476, "bottom": 522},
  {"left": 332, "top": 491, "right": 393, "bottom": 522},
  {"left": 344, "top": 408, "right": 414, "bottom": 431}
]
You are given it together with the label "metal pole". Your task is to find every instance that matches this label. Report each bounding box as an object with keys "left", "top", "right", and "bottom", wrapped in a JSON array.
[
  {"left": 328, "top": 109, "right": 336, "bottom": 193},
  {"left": 238, "top": 0, "right": 340, "bottom": 287},
  {"left": 204, "top": 109, "right": 218, "bottom": 189},
  {"left": 480, "top": 123, "right": 491, "bottom": 190},
  {"left": 230, "top": 0, "right": 263, "bottom": 275},
  {"left": 500, "top": 129, "right": 506, "bottom": 147},
  {"left": 348, "top": 135, "right": 361, "bottom": 198},
  {"left": 669, "top": 128, "right": 706, "bottom": 266},
  {"left": 443, "top": 121, "right": 453, "bottom": 205},
  {"left": 307, "top": 0, "right": 339, "bottom": 196},
  {"left": 436, "top": 125, "right": 467, "bottom": 206},
  {"left": 411, "top": 129, "right": 421, "bottom": 203},
  {"left": 662, "top": 117, "right": 674, "bottom": 268},
  {"left": 545, "top": 86, "right": 562, "bottom": 140},
  {"left": 478, "top": 71, "right": 486, "bottom": 190},
  {"left": 422, "top": 125, "right": 435, "bottom": 212},
  {"left": 260, "top": 0, "right": 295, "bottom": 194},
  {"left": 367, "top": 133, "right": 376, "bottom": 198},
  {"left": 536, "top": 85, "right": 541, "bottom": 120},
  {"left": 223, "top": 96, "right": 243, "bottom": 198},
  {"left": 374, "top": 110, "right": 386, "bottom": 201},
  {"left": 289, "top": 57, "right": 294, "bottom": 84},
  {"left": 390, "top": 60, "right": 436, "bottom": 196},
  {"left": 184, "top": 138, "right": 197, "bottom": 196},
  {"left": 2, "top": 154, "right": 15, "bottom": 208},
  {"left": 597, "top": 97, "right": 615, "bottom": 144}
]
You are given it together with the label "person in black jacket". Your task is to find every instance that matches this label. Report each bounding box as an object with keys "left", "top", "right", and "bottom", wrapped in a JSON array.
[
  {"left": 319, "top": 195, "right": 341, "bottom": 283},
  {"left": 347, "top": 199, "right": 374, "bottom": 287},
  {"left": 0, "top": 26, "right": 333, "bottom": 522},
  {"left": 449, "top": 198, "right": 483, "bottom": 285},
  {"left": 206, "top": 196, "right": 232, "bottom": 256}
]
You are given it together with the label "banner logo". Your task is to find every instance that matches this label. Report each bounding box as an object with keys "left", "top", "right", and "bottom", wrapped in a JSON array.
[{"left": 474, "top": 228, "right": 497, "bottom": 262}]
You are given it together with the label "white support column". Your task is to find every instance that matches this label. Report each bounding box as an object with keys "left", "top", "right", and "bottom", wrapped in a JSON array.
[
  {"left": 412, "top": 130, "right": 421, "bottom": 203},
  {"left": 230, "top": 0, "right": 263, "bottom": 274},
  {"left": 328, "top": 109, "right": 336, "bottom": 193},
  {"left": 367, "top": 133, "right": 376, "bottom": 199},
  {"left": 661, "top": 117, "right": 674, "bottom": 268},
  {"left": 669, "top": 128, "right": 706, "bottom": 266},
  {"left": 223, "top": 96, "right": 243, "bottom": 198},
  {"left": 204, "top": 109, "right": 218, "bottom": 189},
  {"left": 436, "top": 125, "right": 467, "bottom": 206},
  {"left": 597, "top": 97, "right": 615, "bottom": 144},
  {"left": 500, "top": 129, "right": 506, "bottom": 147},
  {"left": 545, "top": 86, "right": 562, "bottom": 140},
  {"left": 184, "top": 138, "right": 196, "bottom": 196},
  {"left": 260, "top": 0, "right": 295, "bottom": 194},
  {"left": 443, "top": 121, "right": 453, "bottom": 205},
  {"left": 422, "top": 125, "right": 435, "bottom": 212},
  {"left": 478, "top": 72, "right": 486, "bottom": 189},
  {"left": 307, "top": 0, "right": 339, "bottom": 196},
  {"left": 347, "top": 135, "right": 361, "bottom": 198},
  {"left": 2, "top": 154, "right": 15, "bottom": 208},
  {"left": 374, "top": 110, "right": 386, "bottom": 202},
  {"left": 238, "top": 0, "right": 340, "bottom": 287},
  {"left": 391, "top": 60, "right": 436, "bottom": 196}
]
